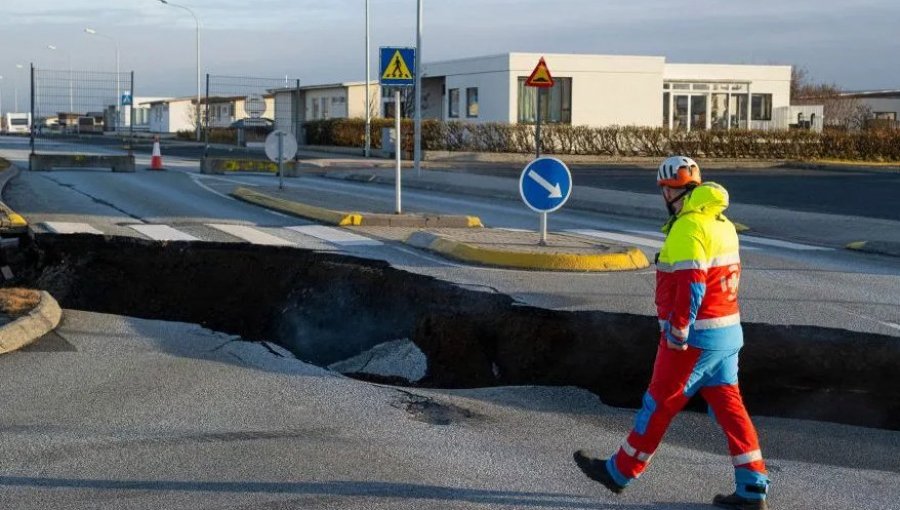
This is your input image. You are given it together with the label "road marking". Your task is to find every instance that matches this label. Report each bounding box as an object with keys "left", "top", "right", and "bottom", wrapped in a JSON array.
[
  {"left": 190, "top": 175, "right": 289, "bottom": 218},
  {"left": 42, "top": 222, "right": 104, "bottom": 235},
  {"left": 207, "top": 224, "right": 296, "bottom": 246},
  {"left": 566, "top": 229, "right": 664, "bottom": 249},
  {"left": 128, "top": 224, "right": 199, "bottom": 242},
  {"left": 286, "top": 225, "right": 383, "bottom": 246},
  {"left": 739, "top": 235, "right": 831, "bottom": 251}
]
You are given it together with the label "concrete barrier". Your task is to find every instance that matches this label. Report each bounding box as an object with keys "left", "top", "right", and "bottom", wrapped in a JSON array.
[
  {"left": 29, "top": 154, "right": 135, "bottom": 173},
  {"left": 201, "top": 157, "right": 302, "bottom": 176}
]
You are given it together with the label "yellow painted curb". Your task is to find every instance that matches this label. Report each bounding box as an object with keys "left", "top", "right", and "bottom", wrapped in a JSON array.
[
  {"left": 734, "top": 222, "right": 750, "bottom": 233},
  {"left": 410, "top": 233, "right": 649, "bottom": 271},
  {"left": 7, "top": 213, "right": 27, "bottom": 227},
  {"left": 232, "top": 187, "right": 362, "bottom": 226},
  {"left": 846, "top": 241, "right": 867, "bottom": 250},
  {"left": 466, "top": 216, "right": 484, "bottom": 228}
]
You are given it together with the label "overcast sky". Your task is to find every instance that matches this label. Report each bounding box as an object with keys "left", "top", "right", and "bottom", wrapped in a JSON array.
[{"left": 1, "top": 0, "right": 897, "bottom": 100}]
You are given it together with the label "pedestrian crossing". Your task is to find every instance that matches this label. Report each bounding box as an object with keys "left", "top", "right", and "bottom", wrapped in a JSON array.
[
  {"left": 38, "top": 221, "right": 830, "bottom": 255},
  {"left": 36, "top": 221, "right": 385, "bottom": 250}
]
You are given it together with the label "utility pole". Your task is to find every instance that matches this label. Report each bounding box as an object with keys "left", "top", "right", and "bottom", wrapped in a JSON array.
[
  {"left": 364, "top": 0, "right": 371, "bottom": 158},
  {"left": 414, "top": 0, "right": 423, "bottom": 176}
]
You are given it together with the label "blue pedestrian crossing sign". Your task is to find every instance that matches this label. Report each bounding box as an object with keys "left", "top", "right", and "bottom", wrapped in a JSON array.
[
  {"left": 519, "top": 157, "right": 573, "bottom": 213},
  {"left": 380, "top": 47, "right": 416, "bottom": 87},
  {"left": 121, "top": 92, "right": 133, "bottom": 106}
]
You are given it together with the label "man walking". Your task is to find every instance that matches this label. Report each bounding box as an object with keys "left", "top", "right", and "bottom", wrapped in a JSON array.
[{"left": 574, "top": 156, "right": 770, "bottom": 510}]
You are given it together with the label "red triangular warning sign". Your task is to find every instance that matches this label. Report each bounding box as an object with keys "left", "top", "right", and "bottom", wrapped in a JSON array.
[{"left": 525, "top": 57, "right": 555, "bottom": 88}]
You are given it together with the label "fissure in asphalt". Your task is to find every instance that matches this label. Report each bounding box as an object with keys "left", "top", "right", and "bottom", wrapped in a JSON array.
[{"left": 7, "top": 234, "right": 900, "bottom": 431}]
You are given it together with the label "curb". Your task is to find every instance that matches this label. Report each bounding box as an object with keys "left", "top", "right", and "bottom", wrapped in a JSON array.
[
  {"left": 232, "top": 187, "right": 483, "bottom": 228},
  {"left": 0, "top": 291, "right": 63, "bottom": 354},
  {"left": 0, "top": 163, "right": 28, "bottom": 234},
  {"left": 846, "top": 241, "right": 900, "bottom": 258},
  {"left": 233, "top": 187, "right": 363, "bottom": 226},
  {"left": 406, "top": 231, "right": 649, "bottom": 271}
]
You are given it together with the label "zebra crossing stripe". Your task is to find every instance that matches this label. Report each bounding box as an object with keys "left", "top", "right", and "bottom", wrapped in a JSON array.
[
  {"left": 42, "top": 222, "right": 104, "bottom": 235},
  {"left": 566, "top": 229, "right": 664, "bottom": 249},
  {"left": 285, "top": 225, "right": 382, "bottom": 246},
  {"left": 206, "top": 224, "right": 296, "bottom": 246},
  {"left": 128, "top": 224, "right": 199, "bottom": 242}
]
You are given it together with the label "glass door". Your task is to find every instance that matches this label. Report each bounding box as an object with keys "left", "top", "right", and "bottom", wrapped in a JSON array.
[{"left": 674, "top": 95, "right": 689, "bottom": 130}]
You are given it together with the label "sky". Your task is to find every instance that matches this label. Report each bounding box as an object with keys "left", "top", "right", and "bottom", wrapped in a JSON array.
[{"left": 0, "top": 0, "right": 898, "bottom": 104}]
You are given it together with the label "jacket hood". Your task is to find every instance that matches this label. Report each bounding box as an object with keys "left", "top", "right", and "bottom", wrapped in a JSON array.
[{"left": 680, "top": 182, "right": 730, "bottom": 216}]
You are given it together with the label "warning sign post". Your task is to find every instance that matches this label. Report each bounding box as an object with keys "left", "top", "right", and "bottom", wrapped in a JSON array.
[
  {"left": 380, "top": 47, "right": 417, "bottom": 214},
  {"left": 525, "top": 57, "right": 555, "bottom": 159}
]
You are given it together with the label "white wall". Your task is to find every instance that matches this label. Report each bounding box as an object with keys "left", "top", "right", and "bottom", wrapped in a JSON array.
[
  {"left": 424, "top": 54, "right": 511, "bottom": 123},
  {"left": 346, "top": 83, "right": 380, "bottom": 118},
  {"left": 857, "top": 97, "right": 900, "bottom": 118},
  {"left": 149, "top": 100, "right": 194, "bottom": 133}
]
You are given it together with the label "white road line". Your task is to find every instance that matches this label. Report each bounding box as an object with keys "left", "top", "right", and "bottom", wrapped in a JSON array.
[
  {"left": 285, "top": 225, "right": 383, "bottom": 246},
  {"left": 128, "top": 224, "right": 199, "bottom": 242},
  {"left": 190, "top": 175, "right": 289, "bottom": 218},
  {"left": 566, "top": 229, "right": 664, "bottom": 249},
  {"left": 739, "top": 235, "right": 831, "bottom": 251},
  {"left": 42, "top": 222, "right": 104, "bottom": 235},
  {"left": 207, "top": 224, "right": 296, "bottom": 246}
]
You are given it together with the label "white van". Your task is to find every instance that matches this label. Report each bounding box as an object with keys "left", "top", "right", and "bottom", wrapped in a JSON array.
[{"left": 3, "top": 113, "right": 31, "bottom": 135}]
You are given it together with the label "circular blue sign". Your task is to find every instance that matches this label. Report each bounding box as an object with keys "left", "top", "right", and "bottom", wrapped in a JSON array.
[{"left": 519, "top": 157, "right": 573, "bottom": 213}]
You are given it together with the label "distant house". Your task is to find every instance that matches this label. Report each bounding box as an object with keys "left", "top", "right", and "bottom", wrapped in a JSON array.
[
  {"left": 841, "top": 90, "right": 900, "bottom": 126},
  {"left": 205, "top": 95, "right": 275, "bottom": 129},
  {"left": 270, "top": 81, "right": 380, "bottom": 140},
  {"left": 145, "top": 97, "right": 197, "bottom": 134}
]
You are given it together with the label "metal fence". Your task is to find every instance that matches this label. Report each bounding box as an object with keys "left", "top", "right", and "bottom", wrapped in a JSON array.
[
  {"left": 30, "top": 65, "right": 135, "bottom": 155},
  {"left": 204, "top": 75, "right": 301, "bottom": 156}
]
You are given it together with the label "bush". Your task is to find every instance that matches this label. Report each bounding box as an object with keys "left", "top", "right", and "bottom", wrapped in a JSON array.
[{"left": 300, "top": 119, "right": 900, "bottom": 162}]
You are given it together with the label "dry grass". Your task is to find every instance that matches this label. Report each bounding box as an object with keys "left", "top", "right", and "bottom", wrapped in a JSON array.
[{"left": 0, "top": 288, "right": 41, "bottom": 317}]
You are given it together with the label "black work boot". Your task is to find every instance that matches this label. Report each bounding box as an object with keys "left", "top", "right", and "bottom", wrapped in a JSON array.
[
  {"left": 572, "top": 450, "right": 624, "bottom": 494},
  {"left": 713, "top": 492, "right": 768, "bottom": 510}
]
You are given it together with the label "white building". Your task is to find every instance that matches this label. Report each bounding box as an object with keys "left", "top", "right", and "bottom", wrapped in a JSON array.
[
  {"left": 421, "top": 52, "right": 802, "bottom": 131},
  {"left": 270, "top": 81, "right": 380, "bottom": 138},
  {"left": 145, "top": 97, "right": 196, "bottom": 134},
  {"left": 842, "top": 90, "right": 900, "bottom": 124}
]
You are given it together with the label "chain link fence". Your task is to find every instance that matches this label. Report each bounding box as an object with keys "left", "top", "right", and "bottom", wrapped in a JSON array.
[
  {"left": 30, "top": 66, "right": 134, "bottom": 155},
  {"left": 204, "top": 75, "right": 301, "bottom": 157}
]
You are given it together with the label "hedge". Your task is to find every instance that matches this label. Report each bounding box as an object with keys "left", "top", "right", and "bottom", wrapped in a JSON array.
[{"left": 302, "top": 118, "right": 900, "bottom": 162}]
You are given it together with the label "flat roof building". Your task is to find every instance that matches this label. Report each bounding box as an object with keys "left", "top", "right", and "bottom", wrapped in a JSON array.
[{"left": 422, "top": 53, "right": 805, "bottom": 131}]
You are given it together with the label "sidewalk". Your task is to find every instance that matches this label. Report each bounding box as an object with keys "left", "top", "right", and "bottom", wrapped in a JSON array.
[{"left": 321, "top": 168, "right": 900, "bottom": 254}]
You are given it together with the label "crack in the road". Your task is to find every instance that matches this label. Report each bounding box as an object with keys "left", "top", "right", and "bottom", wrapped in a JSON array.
[{"left": 39, "top": 176, "right": 145, "bottom": 222}]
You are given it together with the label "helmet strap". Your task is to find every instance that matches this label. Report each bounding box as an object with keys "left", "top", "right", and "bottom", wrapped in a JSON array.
[{"left": 666, "top": 188, "right": 692, "bottom": 216}]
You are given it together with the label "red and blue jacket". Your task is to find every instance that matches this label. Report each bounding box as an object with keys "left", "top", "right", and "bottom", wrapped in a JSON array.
[{"left": 656, "top": 182, "right": 743, "bottom": 351}]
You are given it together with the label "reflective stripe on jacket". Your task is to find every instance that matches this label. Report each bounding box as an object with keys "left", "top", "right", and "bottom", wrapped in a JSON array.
[{"left": 656, "top": 182, "right": 743, "bottom": 350}]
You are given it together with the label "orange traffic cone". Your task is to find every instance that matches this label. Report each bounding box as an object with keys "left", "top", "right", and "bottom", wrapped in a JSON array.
[{"left": 149, "top": 136, "right": 166, "bottom": 171}]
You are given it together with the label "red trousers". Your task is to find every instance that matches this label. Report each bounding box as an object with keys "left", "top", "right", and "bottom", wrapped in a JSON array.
[{"left": 608, "top": 338, "right": 768, "bottom": 498}]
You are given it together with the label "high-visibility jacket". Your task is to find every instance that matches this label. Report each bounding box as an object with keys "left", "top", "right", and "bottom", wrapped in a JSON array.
[{"left": 656, "top": 182, "right": 743, "bottom": 350}]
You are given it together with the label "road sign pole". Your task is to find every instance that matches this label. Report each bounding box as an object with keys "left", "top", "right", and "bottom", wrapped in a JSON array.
[
  {"left": 539, "top": 212, "right": 548, "bottom": 246},
  {"left": 395, "top": 88, "right": 402, "bottom": 215},
  {"left": 535, "top": 88, "right": 542, "bottom": 159},
  {"left": 277, "top": 131, "right": 284, "bottom": 190}
]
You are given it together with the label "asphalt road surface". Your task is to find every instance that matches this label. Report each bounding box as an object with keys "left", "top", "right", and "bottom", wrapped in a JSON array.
[{"left": 0, "top": 310, "right": 896, "bottom": 509}]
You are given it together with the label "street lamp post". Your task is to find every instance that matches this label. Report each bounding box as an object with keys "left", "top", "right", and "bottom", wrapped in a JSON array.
[
  {"left": 15, "top": 64, "right": 24, "bottom": 113},
  {"left": 414, "top": 0, "right": 423, "bottom": 176},
  {"left": 0, "top": 76, "right": 4, "bottom": 117},
  {"left": 158, "top": 0, "right": 201, "bottom": 142},
  {"left": 47, "top": 45, "right": 74, "bottom": 113},
  {"left": 85, "top": 28, "right": 121, "bottom": 132},
  {"left": 364, "top": 0, "right": 371, "bottom": 158}
]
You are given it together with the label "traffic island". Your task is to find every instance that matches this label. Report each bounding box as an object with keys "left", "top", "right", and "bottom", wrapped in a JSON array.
[
  {"left": 846, "top": 241, "right": 900, "bottom": 258},
  {"left": 406, "top": 230, "right": 649, "bottom": 271},
  {"left": 232, "top": 186, "right": 482, "bottom": 228},
  {"left": 0, "top": 288, "right": 62, "bottom": 354}
]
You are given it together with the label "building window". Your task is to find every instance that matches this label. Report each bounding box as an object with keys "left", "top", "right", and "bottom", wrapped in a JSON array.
[
  {"left": 663, "top": 92, "right": 670, "bottom": 128},
  {"left": 517, "top": 77, "right": 572, "bottom": 124},
  {"left": 321, "top": 97, "right": 330, "bottom": 119},
  {"left": 751, "top": 94, "right": 772, "bottom": 121},
  {"left": 448, "top": 89, "right": 460, "bottom": 118},
  {"left": 466, "top": 87, "right": 479, "bottom": 118},
  {"left": 874, "top": 112, "right": 897, "bottom": 120}
]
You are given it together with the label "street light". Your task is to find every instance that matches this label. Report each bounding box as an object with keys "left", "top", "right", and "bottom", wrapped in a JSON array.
[
  {"left": 47, "top": 45, "right": 74, "bottom": 112},
  {"left": 414, "top": 0, "right": 423, "bottom": 176},
  {"left": 157, "top": 0, "right": 201, "bottom": 142},
  {"left": 0, "top": 76, "right": 4, "bottom": 117},
  {"left": 364, "top": 0, "right": 371, "bottom": 157},
  {"left": 85, "top": 28, "right": 121, "bottom": 132}
]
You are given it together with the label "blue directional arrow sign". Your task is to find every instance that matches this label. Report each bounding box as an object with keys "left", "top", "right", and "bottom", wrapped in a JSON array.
[{"left": 519, "top": 157, "right": 573, "bottom": 213}]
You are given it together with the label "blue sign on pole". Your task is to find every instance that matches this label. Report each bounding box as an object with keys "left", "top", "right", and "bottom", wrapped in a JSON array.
[
  {"left": 379, "top": 47, "right": 416, "bottom": 87},
  {"left": 519, "top": 157, "right": 573, "bottom": 213},
  {"left": 121, "top": 92, "right": 133, "bottom": 106}
]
